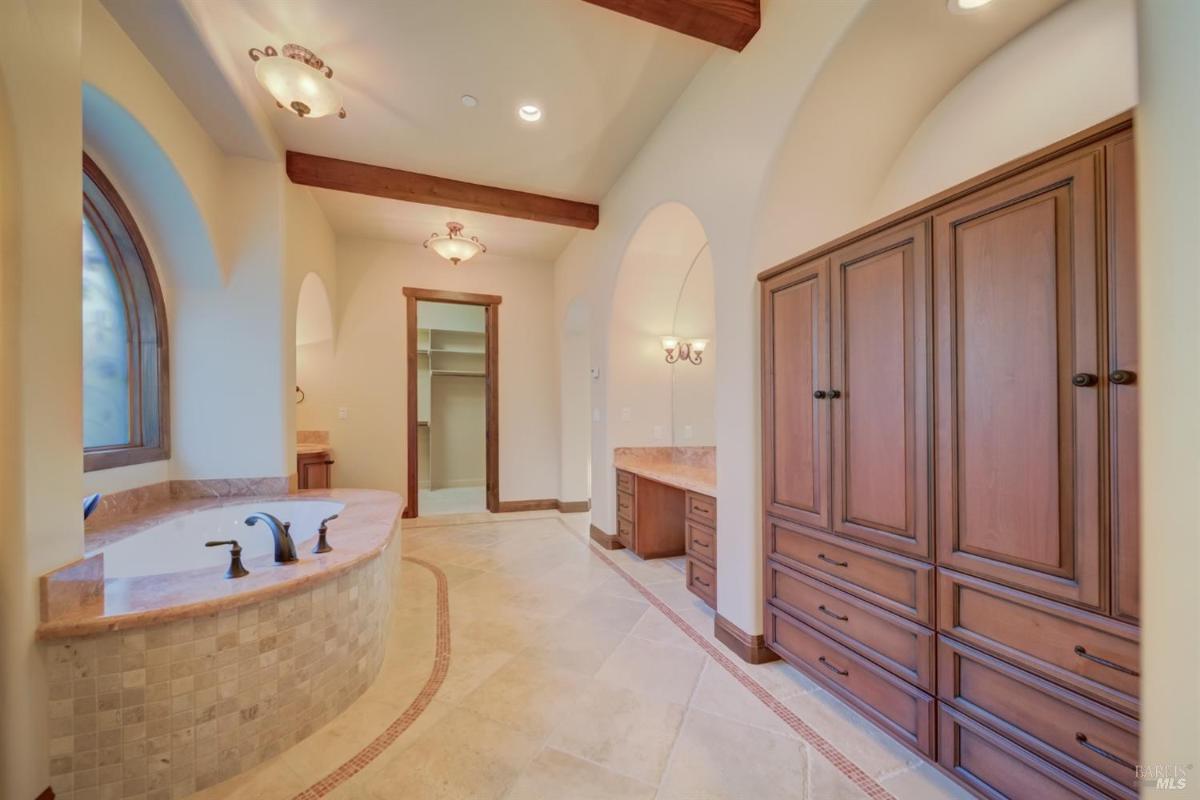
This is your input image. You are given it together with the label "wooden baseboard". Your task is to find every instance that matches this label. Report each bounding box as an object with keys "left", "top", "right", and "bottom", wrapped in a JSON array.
[
  {"left": 589, "top": 523, "right": 623, "bottom": 549},
  {"left": 37, "top": 787, "right": 55, "bottom": 800},
  {"left": 557, "top": 499, "right": 591, "bottom": 513},
  {"left": 714, "top": 614, "right": 779, "bottom": 664},
  {"left": 495, "top": 499, "right": 558, "bottom": 513}
]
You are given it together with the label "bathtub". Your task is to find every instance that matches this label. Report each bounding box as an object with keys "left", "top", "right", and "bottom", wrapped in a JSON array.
[
  {"left": 97, "top": 499, "right": 345, "bottom": 578},
  {"left": 39, "top": 489, "right": 403, "bottom": 798}
]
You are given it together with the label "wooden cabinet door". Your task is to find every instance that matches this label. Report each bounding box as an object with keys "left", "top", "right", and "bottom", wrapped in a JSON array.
[
  {"left": 1106, "top": 134, "right": 1139, "bottom": 623},
  {"left": 829, "top": 220, "right": 931, "bottom": 558},
  {"left": 762, "top": 259, "right": 830, "bottom": 530},
  {"left": 933, "top": 148, "right": 1104, "bottom": 609},
  {"left": 298, "top": 453, "right": 332, "bottom": 490}
]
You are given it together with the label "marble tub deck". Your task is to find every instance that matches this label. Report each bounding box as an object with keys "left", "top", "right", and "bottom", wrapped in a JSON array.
[{"left": 39, "top": 488, "right": 404, "bottom": 639}]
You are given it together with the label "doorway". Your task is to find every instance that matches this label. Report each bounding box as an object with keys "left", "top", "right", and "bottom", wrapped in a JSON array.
[{"left": 403, "top": 287, "right": 500, "bottom": 518}]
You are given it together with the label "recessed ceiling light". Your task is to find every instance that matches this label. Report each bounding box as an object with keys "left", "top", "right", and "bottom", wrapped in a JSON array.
[
  {"left": 461, "top": 94, "right": 478, "bottom": 108},
  {"left": 518, "top": 104, "right": 543, "bottom": 123},
  {"left": 948, "top": 0, "right": 994, "bottom": 11}
]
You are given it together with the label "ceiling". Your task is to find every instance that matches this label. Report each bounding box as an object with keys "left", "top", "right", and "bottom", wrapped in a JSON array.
[{"left": 104, "top": 0, "right": 716, "bottom": 261}]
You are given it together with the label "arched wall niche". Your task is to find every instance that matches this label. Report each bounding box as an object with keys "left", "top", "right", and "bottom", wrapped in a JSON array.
[
  {"left": 606, "top": 201, "right": 715, "bottom": 454},
  {"left": 295, "top": 271, "right": 337, "bottom": 434}
]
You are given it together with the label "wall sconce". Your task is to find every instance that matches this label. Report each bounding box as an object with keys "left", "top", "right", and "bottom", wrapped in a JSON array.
[{"left": 662, "top": 336, "right": 707, "bottom": 365}]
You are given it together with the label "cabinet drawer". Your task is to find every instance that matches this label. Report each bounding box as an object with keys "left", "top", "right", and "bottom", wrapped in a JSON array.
[
  {"left": 938, "top": 704, "right": 1112, "bottom": 800},
  {"left": 686, "top": 492, "right": 717, "bottom": 525},
  {"left": 617, "top": 516, "right": 633, "bottom": 549},
  {"left": 767, "top": 517, "right": 933, "bottom": 624},
  {"left": 617, "top": 490, "right": 634, "bottom": 522},
  {"left": 768, "top": 563, "right": 934, "bottom": 691},
  {"left": 686, "top": 557, "right": 716, "bottom": 609},
  {"left": 685, "top": 520, "right": 716, "bottom": 566},
  {"left": 616, "top": 470, "right": 634, "bottom": 494},
  {"left": 767, "top": 608, "right": 935, "bottom": 757},
  {"left": 939, "top": 570, "right": 1139, "bottom": 716},
  {"left": 938, "top": 639, "right": 1138, "bottom": 799}
]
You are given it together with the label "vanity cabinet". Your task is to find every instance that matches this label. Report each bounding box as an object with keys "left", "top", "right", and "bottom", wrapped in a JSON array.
[
  {"left": 759, "top": 114, "right": 1139, "bottom": 800},
  {"left": 297, "top": 450, "right": 334, "bottom": 490}
]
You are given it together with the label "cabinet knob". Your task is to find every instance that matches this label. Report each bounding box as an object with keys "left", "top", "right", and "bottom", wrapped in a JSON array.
[
  {"left": 1109, "top": 369, "right": 1137, "bottom": 385},
  {"left": 1071, "top": 373, "right": 1098, "bottom": 387},
  {"left": 828, "top": 389, "right": 841, "bottom": 399},
  {"left": 813, "top": 390, "right": 827, "bottom": 399}
]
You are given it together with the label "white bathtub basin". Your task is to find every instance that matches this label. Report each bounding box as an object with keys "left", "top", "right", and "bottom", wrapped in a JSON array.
[{"left": 98, "top": 499, "right": 345, "bottom": 578}]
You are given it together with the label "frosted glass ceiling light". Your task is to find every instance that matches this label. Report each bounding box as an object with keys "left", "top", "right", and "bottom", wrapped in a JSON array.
[
  {"left": 424, "top": 222, "right": 488, "bottom": 266},
  {"left": 948, "top": 0, "right": 994, "bottom": 11},
  {"left": 249, "top": 44, "right": 346, "bottom": 119}
]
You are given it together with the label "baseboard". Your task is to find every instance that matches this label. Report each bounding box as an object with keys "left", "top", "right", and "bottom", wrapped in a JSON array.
[
  {"left": 495, "top": 498, "right": 558, "bottom": 513},
  {"left": 37, "top": 787, "right": 55, "bottom": 800},
  {"left": 557, "top": 499, "right": 591, "bottom": 513},
  {"left": 589, "top": 523, "right": 623, "bottom": 550},
  {"left": 714, "top": 614, "right": 779, "bottom": 664}
]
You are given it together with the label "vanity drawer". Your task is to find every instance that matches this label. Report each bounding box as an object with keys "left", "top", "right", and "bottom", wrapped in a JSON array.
[
  {"left": 938, "top": 639, "right": 1138, "bottom": 799},
  {"left": 767, "top": 517, "right": 933, "bottom": 625},
  {"left": 685, "top": 519, "right": 716, "bottom": 566},
  {"left": 617, "top": 490, "right": 634, "bottom": 522},
  {"left": 767, "top": 608, "right": 935, "bottom": 757},
  {"left": 616, "top": 516, "right": 634, "bottom": 549},
  {"left": 686, "top": 557, "right": 716, "bottom": 608},
  {"left": 768, "top": 562, "right": 934, "bottom": 691},
  {"left": 616, "top": 470, "right": 634, "bottom": 494},
  {"left": 686, "top": 492, "right": 716, "bottom": 525},
  {"left": 938, "top": 704, "right": 1112, "bottom": 800},
  {"left": 939, "top": 570, "right": 1139, "bottom": 717}
]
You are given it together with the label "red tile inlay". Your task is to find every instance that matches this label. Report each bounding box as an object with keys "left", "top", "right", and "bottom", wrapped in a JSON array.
[
  {"left": 587, "top": 544, "right": 899, "bottom": 800},
  {"left": 291, "top": 556, "right": 451, "bottom": 800}
]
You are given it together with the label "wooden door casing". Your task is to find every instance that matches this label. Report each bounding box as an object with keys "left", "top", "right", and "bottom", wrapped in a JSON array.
[
  {"left": 830, "top": 220, "right": 932, "bottom": 559},
  {"left": 762, "top": 259, "right": 830, "bottom": 530},
  {"left": 1106, "top": 133, "right": 1139, "bottom": 623},
  {"left": 933, "top": 148, "right": 1105, "bottom": 609}
]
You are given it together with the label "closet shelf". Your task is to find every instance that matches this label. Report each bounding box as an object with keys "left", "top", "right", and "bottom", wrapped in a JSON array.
[{"left": 431, "top": 370, "right": 485, "bottom": 377}]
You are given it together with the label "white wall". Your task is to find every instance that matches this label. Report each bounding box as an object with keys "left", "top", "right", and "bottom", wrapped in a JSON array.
[
  {"left": 1136, "top": 0, "right": 1200, "bottom": 776},
  {"left": 0, "top": 2, "right": 82, "bottom": 797},
  {"left": 671, "top": 245, "right": 715, "bottom": 445},
  {"left": 334, "top": 238, "right": 559, "bottom": 503},
  {"left": 430, "top": 375, "right": 486, "bottom": 488},
  {"left": 559, "top": 297, "right": 592, "bottom": 504}
]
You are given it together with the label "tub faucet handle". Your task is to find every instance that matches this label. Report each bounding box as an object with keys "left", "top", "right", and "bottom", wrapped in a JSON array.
[
  {"left": 205, "top": 539, "right": 250, "bottom": 579},
  {"left": 313, "top": 514, "right": 339, "bottom": 554}
]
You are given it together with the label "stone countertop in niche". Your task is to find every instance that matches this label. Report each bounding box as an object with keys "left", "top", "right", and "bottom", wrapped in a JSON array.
[
  {"left": 39, "top": 488, "right": 403, "bottom": 639},
  {"left": 613, "top": 446, "right": 716, "bottom": 496}
]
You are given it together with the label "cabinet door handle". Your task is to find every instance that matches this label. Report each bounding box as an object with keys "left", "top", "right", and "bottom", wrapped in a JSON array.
[
  {"left": 1109, "top": 369, "right": 1137, "bottom": 385},
  {"left": 324, "top": 460, "right": 335, "bottom": 465},
  {"left": 818, "top": 553, "right": 849, "bottom": 568},
  {"left": 818, "top": 604, "right": 848, "bottom": 622},
  {"left": 1075, "top": 733, "right": 1136, "bottom": 771},
  {"left": 694, "top": 576, "right": 711, "bottom": 588},
  {"left": 1074, "top": 645, "right": 1139, "bottom": 676},
  {"left": 818, "top": 656, "right": 848, "bottom": 676},
  {"left": 828, "top": 389, "right": 841, "bottom": 399},
  {"left": 692, "top": 539, "right": 709, "bottom": 548},
  {"left": 1072, "top": 372, "right": 1099, "bottom": 387},
  {"left": 813, "top": 390, "right": 827, "bottom": 399}
]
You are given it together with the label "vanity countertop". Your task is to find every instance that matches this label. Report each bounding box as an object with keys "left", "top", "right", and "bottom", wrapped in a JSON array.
[
  {"left": 296, "top": 442, "right": 332, "bottom": 455},
  {"left": 613, "top": 446, "right": 715, "bottom": 496}
]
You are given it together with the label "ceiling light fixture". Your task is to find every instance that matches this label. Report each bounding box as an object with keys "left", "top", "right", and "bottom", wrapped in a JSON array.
[
  {"left": 423, "top": 222, "right": 487, "bottom": 265},
  {"left": 947, "top": 0, "right": 994, "bottom": 12},
  {"left": 662, "top": 336, "right": 708, "bottom": 366},
  {"left": 248, "top": 44, "right": 346, "bottom": 119},
  {"left": 518, "top": 104, "right": 543, "bottom": 122},
  {"left": 461, "top": 94, "right": 479, "bottom": 108}
]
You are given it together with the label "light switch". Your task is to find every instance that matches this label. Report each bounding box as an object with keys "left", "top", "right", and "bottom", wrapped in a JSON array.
[
  {"left": 338, "top": 407, "right": 349, "bottom": 420},
  {"left": 590, "top": 367, "right": 600, "bottom": 381},
  {"left": 620, "top": 407, "right": 632, "bottom": 422}
]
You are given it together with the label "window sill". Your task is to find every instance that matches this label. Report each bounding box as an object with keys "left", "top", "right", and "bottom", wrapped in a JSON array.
[{"left": 84, "top": 446, "right": 169, "bottom": 472}]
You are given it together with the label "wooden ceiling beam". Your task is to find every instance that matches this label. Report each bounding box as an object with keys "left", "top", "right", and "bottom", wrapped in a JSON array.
[
  {"left": 581, "top": 0, "right": 760, "bottom": 51},
  {"left": 285, "top": 151, "right": 600, "bottom": 230}
]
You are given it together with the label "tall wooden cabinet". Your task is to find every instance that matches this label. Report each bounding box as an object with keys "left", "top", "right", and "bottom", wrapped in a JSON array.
[{"left": 760, "top": 113, "right": 1139, "bottom": 800}]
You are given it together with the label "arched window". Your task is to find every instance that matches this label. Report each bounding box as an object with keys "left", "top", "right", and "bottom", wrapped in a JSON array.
[{"left": 82, "top": 154, "right": 169, "bottom": 470}]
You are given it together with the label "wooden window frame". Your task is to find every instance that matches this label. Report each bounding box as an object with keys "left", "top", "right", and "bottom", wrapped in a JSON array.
[
  {"left": 82, "top": 153, "right": 170, "bottom": 471},
  {"left": 403, "top": 287, "right": 501, "bottom": 518}
]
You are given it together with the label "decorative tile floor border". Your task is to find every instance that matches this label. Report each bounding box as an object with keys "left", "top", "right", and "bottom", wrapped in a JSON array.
[
  {"left": 291, "top": 556, "right": 451, "bottom": 800},
  {"left": 581, "top": 530, "right": 899, "bottom": 800}
]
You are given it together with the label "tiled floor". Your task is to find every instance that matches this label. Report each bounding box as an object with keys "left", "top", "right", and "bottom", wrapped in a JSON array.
[
  {"left": 188, "top": 511, "right": 969, "bottom": 800},
  {"left": 418, "top": 486, "right": 487, "bottom": 515}
]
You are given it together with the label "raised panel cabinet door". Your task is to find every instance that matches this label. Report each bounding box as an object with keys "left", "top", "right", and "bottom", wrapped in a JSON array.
[
  {"left": 830, "top": 219, "right": 932, "bottom": 558},
  {"left": 1107, "top": 133, "right": 1139, "bottom": 623},
  {"left": 933, "top": 148, "right": 1104, "bottom": 609},
  {"left": 762, "top": 259, "right": 831, "bottom": 529}
]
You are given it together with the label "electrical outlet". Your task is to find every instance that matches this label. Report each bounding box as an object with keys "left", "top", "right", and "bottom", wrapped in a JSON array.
[
  {"left": 338, "top": 407, "right": 349, "bottom": 420},
  {"left": 590, "top": 367, "right": 600, "bottom": 381},
  {"left": 620, "top": 407, "right": 632, "bottom": 422}
]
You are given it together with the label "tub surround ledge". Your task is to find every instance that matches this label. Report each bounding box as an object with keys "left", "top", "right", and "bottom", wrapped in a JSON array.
[{"left": 40, "top": 488, "right": 403, "bottom": 639}]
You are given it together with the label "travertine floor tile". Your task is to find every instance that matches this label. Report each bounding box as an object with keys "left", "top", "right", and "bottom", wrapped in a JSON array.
[
  {"left": 594, "top": 636, "right": 705, "bottom": 706},
  {"left": 502, "top": 747, "right": 658, "bottom": 800}
]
